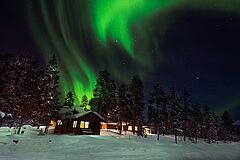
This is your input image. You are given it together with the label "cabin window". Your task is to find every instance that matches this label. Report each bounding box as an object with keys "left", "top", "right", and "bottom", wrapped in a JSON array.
[
  {"left": 128, "top": 126, "right": 132, "bottom": 131},
  {"left": 57, "top": 120, "right": 62, "bottom": 125},
  {"left": 80, "top": 121, "right": 89, "bottom": 128},
  {"left": 85, "top": 122, "right": 89, "bottom": 128},
  {"left": 135, "top": 126, "right": 138, "bottom": 131},
  {"left": 73, "top": 121, "right": 77, "bottom": 128},
  {"left": 80, "top": 121, "right": 85, "bottom": 128}
]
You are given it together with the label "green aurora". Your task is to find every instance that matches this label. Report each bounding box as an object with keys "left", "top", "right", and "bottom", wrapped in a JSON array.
[{"left": 28, "top": 0, "right": 240, "bottom": 105}]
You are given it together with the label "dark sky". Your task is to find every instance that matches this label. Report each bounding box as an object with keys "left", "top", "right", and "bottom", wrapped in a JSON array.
[{"left": 0, "top": 0, "right": 240, "bottom": 120}]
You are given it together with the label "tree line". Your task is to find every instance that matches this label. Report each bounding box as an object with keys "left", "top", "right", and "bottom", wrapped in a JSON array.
[
  {"left": 71, "top": 69, "right": 236, "bottom": 143},
  {"left": 0, "top": 53, "right": 236, "bottom": 142},
  {"left": 148, "top": 86, "right": 235, "bottom": 143},
  {"left": 0, "top": 54, "right": 60, "bottom": 133}
]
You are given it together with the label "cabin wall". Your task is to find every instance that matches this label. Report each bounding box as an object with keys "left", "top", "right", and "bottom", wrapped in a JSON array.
[{"left": 54, "top": 112, "right": 103, "bottom": 135}]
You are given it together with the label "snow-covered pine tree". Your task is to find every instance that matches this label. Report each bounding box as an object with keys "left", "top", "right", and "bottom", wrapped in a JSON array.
[
  {"left": 202, "top": 105, "right": 210, "bottom": 139},
  {"left": 148, "top": 84, "right": 167, "bottom": 140},
  {"left": 64, "top": 91, "right": 75, "bottom": 108},
  {"left": 201, "top": 105, "right": 218, "bottom": 143},
  {"left": 169, "top": 88, "right": 184, "bottom": 144},
  {"left": 0, "top": 54, "right": 15, "bottom": 113},
  {"left": 0, "top": 55, "right": 18, "bottom": 115},
  {"left": 207, "top": 112, "right": 218, "bottom": 143},
  {"left": 1, "top": 55, "right": 40, "bottom": 133},
  {"left": 80, "top": 95, "right": 88, "bottom": 110},
  {"left": 130, "top": 75, "right": 144, "bottom": 135},
  {"left": 189, "top": 101, "right": 202, "bottom": 143},
  {"left": 18, "top": 55, "right": 41, "bottom": 133},
  {"left": 220, "top": 110, "right": 233, "bottom": 142},
  {"left": 117, "top": 84, "right": 132, "bottom": 134},
  {"left": 90, "top": 70, "right": 116, "bottom": 119},
  {"left": 148, "top": 95, "right": 157, "bottom": 134},
  {"left": 41, "top": 55, "right": 60, "bottom": 132},
  {"left": 183, "top": 88, "right": 191, "bottom": 141},
  {"left": 46, "top": 55, "right": 60, "bottom": 109}
]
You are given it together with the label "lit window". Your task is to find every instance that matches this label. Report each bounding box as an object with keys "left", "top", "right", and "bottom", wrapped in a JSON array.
[
  {"left": 135, "top": 126, "right": 138, "bottom": 131},
  {"left": 85, "top": 122, "right": 89, "bottom": 128},
  {"left": 80, "top": 121, "right": 85, "bottom": 128},
  {"left": 128, "top": 126, "right": 132, "bottom": 131},
  {"left": 57, "top": 120, "right": 62, "bottom": 125},
  {"left": 80, "top": 121, "right": 89, "bottom": 128},
  {"left": 73, "top": 121, "right": 77, "bottom": 128}
]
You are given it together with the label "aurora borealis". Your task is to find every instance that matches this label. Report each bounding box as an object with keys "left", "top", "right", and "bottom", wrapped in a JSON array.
[
  {"left": 28, "top": 0, "right": 181, "bottom": 104},
  {"left": 91, "top": 0, "right": 178, "bottom": 56},
  {"left": 28, "top": 0, "right": 240, "bottom": 105},
  {"left": 1, "top": 0, "right": 240, "bottom": 119}
]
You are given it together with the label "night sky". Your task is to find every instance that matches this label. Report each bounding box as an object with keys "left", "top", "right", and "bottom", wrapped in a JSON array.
[{"left": 0, "top": 0, "right": 240, "bottom": 119}]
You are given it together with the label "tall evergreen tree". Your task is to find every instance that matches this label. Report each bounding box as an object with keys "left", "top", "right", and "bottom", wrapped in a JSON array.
[
  {"left": 117, "top": 84, "right": 132, "bottom": 134},
  {"left": 130, "top": 75, "right": 144, "bottom": 135},
  {"left": 0, "top": 55, "right": 41, "bottom": 133},
  {"left": 183, "top": 88, "right": 191, "bottom": 141},
  {"left": 64, "top": 91, "right": 75, "bottom": 108},
  {"left": 46, "top": 55, "right": 60, "bottom": 109},
  {"left": 90, "top": 70, "right": 116, "bottom": 119},
  {"left": 169, "top": 88, "right": 184, "bottom": 143},
  {"left": 189, "top": 101, "right": 202, "bottom": 143},
  {"left": 220, "top": 110, "right": 233, "bottom": 142},
  {"left": 148, "top": 84, "right": 167, "bottom": 140},
  {"left": 41, "top": 55, "right": 60, "bottom": 132},
  {"left": 201, "top": 105, "right": 218, "bottom": 143},
  {"left": 80, "top": 95, "right": 88, "bottom": 110}
]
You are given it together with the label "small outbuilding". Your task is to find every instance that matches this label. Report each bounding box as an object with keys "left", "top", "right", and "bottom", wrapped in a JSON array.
[{"left": 54, "top": 107, "right": 104, "bottom": 135}]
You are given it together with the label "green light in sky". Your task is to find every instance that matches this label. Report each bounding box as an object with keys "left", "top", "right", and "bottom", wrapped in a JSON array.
[
  {"left": 28, "top": 0, "right": 240, "bottom": 106},
  {"left": 91, "top": 0, "right": 178, "bottom": 57}
]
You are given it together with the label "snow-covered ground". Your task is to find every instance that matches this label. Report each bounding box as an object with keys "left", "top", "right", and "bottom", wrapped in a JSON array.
[{"left": 0, "top": 127, "right": 239, "bottom": 160}]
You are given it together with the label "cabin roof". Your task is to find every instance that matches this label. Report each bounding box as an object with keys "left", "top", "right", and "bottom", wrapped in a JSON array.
[{"left": 63, "top": 111, "right": 105, "bottom": 121}]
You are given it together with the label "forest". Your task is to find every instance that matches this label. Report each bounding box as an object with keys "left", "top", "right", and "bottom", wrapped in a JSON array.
[{"left": 0, "top": 53, "right": 238, "bottom": 143}]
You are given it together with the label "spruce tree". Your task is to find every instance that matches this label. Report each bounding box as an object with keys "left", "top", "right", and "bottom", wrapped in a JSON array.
[
  {"left": 220, "top": 110, "right": 233, "bottom": 142},
  {"left": 148, "top": 84, "right": 167, "bottom": 140},
  {"left": 64, "top": 91, "right": 75, "bottom": 108},
  {"left": 183, "top": 88, "right": 191, "bottom": 141},
  {"left": 169, "top": 88, "right": 184, "bottom": 143},
  {"left": 1, "top": 55, "right": 41, "bottom": 133},
  {"left": 42, "top": 55, "right": 60, "bottom": 132},
  {"left": 117, "top": 84, "right": 132, "bottom": 134},
  {"left": 189, "top": 101, "right": 202, "bottom": 143},
  {"left": 46, "top": 55, "right": 60, "bottom": 109},
  {"left": 90, "top": 70, "right": 116, "bottom": 119},
  {"left": 201, "top": 105, "right": 218, "bottom": 143},
  {"left": 130, "top": 75, "right": 144, "bottom": 135},
  {"left": 80, "top": 95, "right": 88, "bottom": 111}
]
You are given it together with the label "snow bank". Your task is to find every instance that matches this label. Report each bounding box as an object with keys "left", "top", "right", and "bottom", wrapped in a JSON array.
[{"left": 0, "top": 128, "right": 239, "bottom": 160}]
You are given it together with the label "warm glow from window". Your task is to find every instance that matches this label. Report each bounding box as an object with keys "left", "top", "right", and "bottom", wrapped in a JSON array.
[
  {"left": 85, "top": 121, "right": 89, "bottom": 128},
  {"left": 57, "top": 120, "right": 62, "bottom": 125},
  {"left": 73, "top": 121, "right": 77, "bottom": 128},
  {"left": 80, "top": 121, "right": 85, "bottom": 128},
  {"left": 128, "top": 126, "right": 132, "bottom": 131},
  {"left": 135, "top": 126, "right": 138, "bottom": 131},
  {"left": 80, "top": 121, "right": 89, "bottom": 128}
]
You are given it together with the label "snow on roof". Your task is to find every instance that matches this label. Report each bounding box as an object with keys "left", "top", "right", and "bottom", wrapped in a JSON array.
[
  {"left": 0, "top": 111, "right": 5, "bottom": 118},
  {"left": 233, "top": 120, "right": 240, "bottom": 126},
  {"left": 63, "top": 111, "right": 105, "bottom": 121}
]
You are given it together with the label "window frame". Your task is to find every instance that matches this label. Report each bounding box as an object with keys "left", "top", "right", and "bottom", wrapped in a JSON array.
[
  {"left": 80, "top": 121, "right": 90, "bottom": 129},
  {"left": 73, "top": 120, "right": 78, "bottom": 128}
]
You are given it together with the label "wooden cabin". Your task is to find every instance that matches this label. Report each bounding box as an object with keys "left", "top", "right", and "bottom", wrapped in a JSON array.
[
  {"left": 54, "top": 111, "right": 104, "bottom": 135},
  {"left": 101, "top": 122, "right": 139, "bottom": 132}
]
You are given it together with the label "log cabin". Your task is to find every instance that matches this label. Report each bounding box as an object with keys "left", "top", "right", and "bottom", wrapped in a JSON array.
[{"left": 54, "top": 108, "right": 104, "bottom": 135}]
